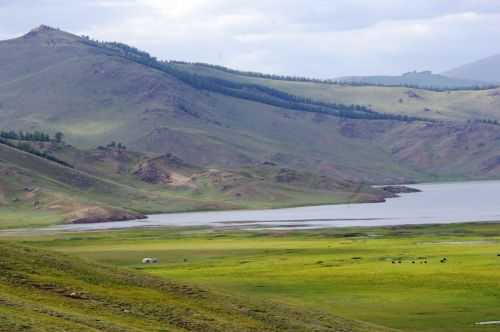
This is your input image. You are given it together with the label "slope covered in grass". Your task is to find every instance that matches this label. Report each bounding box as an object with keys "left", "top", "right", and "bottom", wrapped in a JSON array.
[
  {"left": 174, "top": 62, "right": 500, "bottom": 122},
  {"left": 0, "top": 142, "right": 148, "bottom": 228},
  {"left": 23, "top": 223, "right": 500, "bottom": 332},
  {"left": 0, "top": 139, "right": 389, "bottom": 229},
  {"left": 1, "top": 26, "right": 499, "bottom": 182},
  {"left": 0, "top": 242, "right": 390, "bottom": 332}
]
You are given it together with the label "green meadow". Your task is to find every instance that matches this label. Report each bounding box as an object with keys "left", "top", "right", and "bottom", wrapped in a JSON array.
[{"left": 15, "top": 222, "right": 500, "bottom": 332}]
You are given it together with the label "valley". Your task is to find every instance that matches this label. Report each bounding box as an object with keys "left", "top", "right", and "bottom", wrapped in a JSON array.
[
  {"left": 5, "top": 222, "right": 500, "bottom": 332},
  {"left": 0, "top": 22, "right": 500, "bottom": 332}
]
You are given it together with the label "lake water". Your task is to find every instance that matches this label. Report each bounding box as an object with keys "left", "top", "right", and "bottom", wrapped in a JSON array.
[{"left": 29, "top": 180, "right": 500, "bottom": 232}]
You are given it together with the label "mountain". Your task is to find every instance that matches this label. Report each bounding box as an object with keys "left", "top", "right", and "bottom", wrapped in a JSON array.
[
  {"left": 336, "top": 71, "right": 492, "bottom": 89},
  {"left": 0, "top": 25, "right": 499, "bottom": 186},
  {"left": 444, "top": 54, "right": 500, "bottom": 83}
]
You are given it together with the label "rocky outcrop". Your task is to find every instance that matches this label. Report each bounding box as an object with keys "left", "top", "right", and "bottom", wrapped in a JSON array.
[
  {"left": 275, "top": 168, "right": 302, "bottom": 183},
  {"left": 133, "top": 153, "right": 196, "bottom": 185},
  {"left": 381, "top": 185, "right": 421, "bottom": 195},
  {"left": 68, "top": 207, "right": 146, "bottom": 224},
  {"left": 133, "top": 160, "right": 172, "bottom": 184}
]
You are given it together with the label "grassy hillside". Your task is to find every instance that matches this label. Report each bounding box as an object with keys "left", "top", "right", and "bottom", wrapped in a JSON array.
[
  {"left": 173, "top": 63, "right": 500, "bottom": 122},
  {"left": 0, "top": 26, "right": 499, "bottom": 183},
  {"left": 0, "top": 142, "right": 147, "bottom": 228},
  {"left": 12, "top": 222, "right": 500, "bottom": 332},
  {"left": 0, "top": 139, "right": 388, "bottom": 229},
  {"left": 0, "top": 242, "right": 389, "bottom": 332}
]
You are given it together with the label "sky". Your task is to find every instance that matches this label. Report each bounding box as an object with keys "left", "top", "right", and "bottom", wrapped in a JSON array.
[{"left": 1, "top": 0, "right": 500, "bottom": 78}]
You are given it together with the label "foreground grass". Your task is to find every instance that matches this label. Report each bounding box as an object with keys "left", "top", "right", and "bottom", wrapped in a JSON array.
[
  {"left": 0, "top": 242, "right": 387, "bottom": 332},
  {"left": 18, "top": 223, "right": 500, "bottom": 332}
]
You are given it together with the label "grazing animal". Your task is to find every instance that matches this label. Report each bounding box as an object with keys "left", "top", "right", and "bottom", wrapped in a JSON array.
[{"left": 142, "top": 258, "right": 158, "bottom": 264}]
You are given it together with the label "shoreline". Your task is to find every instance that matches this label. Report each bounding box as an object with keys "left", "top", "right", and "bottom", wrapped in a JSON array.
[{"left": 3, "top": 180, "right": 500, "bottom": 234}]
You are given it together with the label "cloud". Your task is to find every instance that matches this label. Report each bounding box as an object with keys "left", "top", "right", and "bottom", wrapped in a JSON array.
[{"left": 1, "top": 0, "right": 500, "bottom": 77}]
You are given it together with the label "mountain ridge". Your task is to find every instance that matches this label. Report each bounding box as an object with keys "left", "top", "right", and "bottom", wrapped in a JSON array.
[
  {"left": 0, "top": 26, "right": 499, "bottom": 184},
  {"left": 444, "top": 53, "right": 500, "bottom": 83},
  {"left": 336, "top": 70, "right": 494, "bottom": 90}
]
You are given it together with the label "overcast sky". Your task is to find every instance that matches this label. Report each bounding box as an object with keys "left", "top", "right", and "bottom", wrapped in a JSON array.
[{"left": 1, "top": 0, "right": 500, "bottom": 78}]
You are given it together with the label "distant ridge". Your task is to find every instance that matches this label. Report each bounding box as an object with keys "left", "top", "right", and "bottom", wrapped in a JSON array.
[
  {"left": 444, "top": 54, "right": 500, "bottom": 83},
  {"left": 336, "top": 70, "right": 495, "bottom": 90}
]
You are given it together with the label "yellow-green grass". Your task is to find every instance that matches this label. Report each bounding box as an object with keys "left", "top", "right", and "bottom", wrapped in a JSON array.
[
  {"left": 21, "top": 223, "right": 500, "bottom": 332},
  {"left": 0, "top": 206, "right": 63, "bottom": 229},
  {"left": 174, "top": 63, "right": 500, "bottom": 121},
  {"left": 0, "top": 241, "right": 389, "bottom": 332}
]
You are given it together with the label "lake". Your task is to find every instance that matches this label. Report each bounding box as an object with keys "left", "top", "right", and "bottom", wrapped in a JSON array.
[{"left": 29, "top": 180, "right": 500, "bottom": 232}]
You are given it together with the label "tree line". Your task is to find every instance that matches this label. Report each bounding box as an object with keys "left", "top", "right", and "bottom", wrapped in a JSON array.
[
  {"left": 170, "top": 61, "right": 499, "bottom": 92},
  {"left": 0, "top": 130, "right": 64, "bottom": 143},
  {"left": 97, "top": 141, "right": 127, "bottom": 150},
  {"left": 170, "top": 61, "right": 338, "bottom": 84},
  {"left": 334, "top": 81, "right": 499, "bottom": 92},
  {"left": 80, "top": 37, "right": 426, "bottom": 122},
  {"left": 0, "top": 138, "right": 73, "bottom": 168},
  {"left": 468, "top": 118, "right": 500, "bottom": 126}
]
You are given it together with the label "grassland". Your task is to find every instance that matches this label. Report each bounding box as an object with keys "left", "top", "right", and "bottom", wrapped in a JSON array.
[
  {"left": 174, "top": 63, "right": 500, "bottom": 122},
  {"left": 11, "top": 222, "right": 500, "bottom": 332},
  {"left": 0, "top": 242, "right": 388, "bottom": 332}
]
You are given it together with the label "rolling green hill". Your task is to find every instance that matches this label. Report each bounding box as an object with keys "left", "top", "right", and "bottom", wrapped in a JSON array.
[
  {"left": 0, "top": 141, "right": 147, "bottom": 228},
  {"left": 173, "top": 62, "right": 500, "bottom": 122},
  {"left": 0, "top": 26, "right": 499, "bottom": 184},
  {"left": 0, "top": 242, "right": 390, "bottom": 332},
  {"left": 0, "top": 138, "right": 387, "bottom": 229}
]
